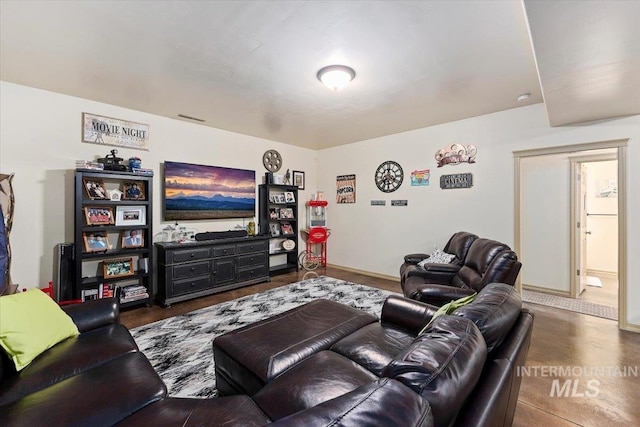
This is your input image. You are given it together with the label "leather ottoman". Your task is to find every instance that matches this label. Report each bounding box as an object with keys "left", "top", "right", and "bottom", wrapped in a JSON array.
[{"left": 213, "top": 299, "right": 377, "bottom": 396}]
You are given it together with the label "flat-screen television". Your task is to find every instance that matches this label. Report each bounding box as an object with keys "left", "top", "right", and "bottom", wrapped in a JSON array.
[{"left": 164, "top": 161, "right": 256, "bottom": 220}]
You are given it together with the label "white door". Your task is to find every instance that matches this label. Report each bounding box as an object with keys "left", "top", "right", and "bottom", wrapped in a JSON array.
[{"left": 577, "top": 163, "right": 588, "bottom": 295}]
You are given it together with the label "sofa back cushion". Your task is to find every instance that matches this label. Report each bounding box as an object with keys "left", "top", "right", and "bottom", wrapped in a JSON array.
[
  {"left": 452, "top": 239, "right": 518, "bottom": 291},
  {"left": 382, "top": 316, "right": 486, "bottom": 427},
  {"left": 452, "top": 283, "right": 522, "bottom": 353},
  {"left": 443, "top": 232, "right": 478, "bottom": 266}
]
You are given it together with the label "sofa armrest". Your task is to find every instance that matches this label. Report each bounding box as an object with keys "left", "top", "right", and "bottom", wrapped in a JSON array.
[
  {"left": 270, "top": 378, "right": 434, "bottom": 427},
  {"left": 412, "top": 285, "right": 476, "bottom": 307},
  {"left": 62, "top": 298, "right": 120, "bottom": 333},
  {"left": 405, "top": 263, "right": 460, "bottom": 283},
  {"left": 403, "top": 253, "right": 430, "bottom": 264},
  {"left": 381, "top": 295, "right": 439, "bottom": 334}
]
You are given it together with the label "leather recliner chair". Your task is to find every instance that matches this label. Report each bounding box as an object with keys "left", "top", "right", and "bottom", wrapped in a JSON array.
[
  {"left": 400, "top": 231, "right": 478, "bottom": 285},
  {"left": 401, "top": 238, "right": 522, "bottom": 306}
]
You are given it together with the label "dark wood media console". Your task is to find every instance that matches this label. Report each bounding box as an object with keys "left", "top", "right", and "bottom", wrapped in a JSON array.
[{"left": 155, "top": 235, "right": 270, "bottom": 307}]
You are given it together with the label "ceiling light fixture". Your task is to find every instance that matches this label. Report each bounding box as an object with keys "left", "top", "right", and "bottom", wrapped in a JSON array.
[
  {"left": 516, "top": 93, "right": 531, "bottom": 102},
  {"left": 317, "top": 65, "right": 356, "bottom": 91}
]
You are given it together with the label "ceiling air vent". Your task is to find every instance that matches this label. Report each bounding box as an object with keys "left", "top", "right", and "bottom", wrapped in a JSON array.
[{"left": 177, "top": 114, "right": 205, "bottom": 123}]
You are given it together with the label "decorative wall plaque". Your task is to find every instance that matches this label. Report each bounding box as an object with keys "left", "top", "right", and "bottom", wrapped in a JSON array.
[
  {"left": 370, "top": 200, "right": 386, "bottom": 206},
  {"left": 391, "top": 200, "right": 408, "bottom": 206},
  {"left": 435, "top": 144, "right": 477, "bottom": 167},
  {"left": 440, "top": 173, "right": 473, "bottom": 189},
  {"left": 82, "top": 113, "right": 150, "bottom": 151}
]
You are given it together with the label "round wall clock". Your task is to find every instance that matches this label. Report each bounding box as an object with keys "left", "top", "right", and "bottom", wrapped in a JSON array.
[
  {"left": 374, "top": 160, "right": 404, "bottom": 193},
  {"left": 263, "top": 150, "right": 282, "bottom": 172}
]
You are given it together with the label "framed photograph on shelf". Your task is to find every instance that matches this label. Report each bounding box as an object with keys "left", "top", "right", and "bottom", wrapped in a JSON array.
[
  {"left": 123, "top": 181, "right": 145, "bottom": 200},
  {"left": 84, "top": 207, "right": 114, "bottom": 226},
  {"left": 279, "top": 207, "right": 294, "bottom": 219},
  {"left": 275, "top": 194, "right": 286, "bottom": 204},
  {"left": 83, "top": 232, "right": 110, "bottom": 252},
  {"left": 82, "top": 178, "right": 108, "bottom": 200},
  {"left": 115, "top": 205, "right": 146, "bottom": 226},
  {"left": 269, "top": 223, "right": 281, "bottom": 236},
  {"left": 103, "top": 258, "right": 134, "bottom": 279},
  {"left": 281, "top": 222, "right": 294, "bottom": 235},
  {"left": 121, "top": 229, "right": 144, "bottom": 248},
  {"left": 284, "top": 192, "right": 296, "bottom": 203},
  {"left": 293, "top": 170, "right": 305, "bottom": 190},
  {"left": 269, "top": 208, "right": 279, "bottom": 219}
]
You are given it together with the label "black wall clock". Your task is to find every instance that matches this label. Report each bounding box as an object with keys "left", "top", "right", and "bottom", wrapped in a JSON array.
[{"left": 374, "top": 160, "right": 404, "bottom": 193}]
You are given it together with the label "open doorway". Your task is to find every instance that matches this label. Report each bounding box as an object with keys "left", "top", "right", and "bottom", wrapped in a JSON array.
[
  {"left": 514, "top": 139, "right": 629, "bottom": 329},
  {"left": 572, "top": 156, "right": 618, "bottom": 309}
]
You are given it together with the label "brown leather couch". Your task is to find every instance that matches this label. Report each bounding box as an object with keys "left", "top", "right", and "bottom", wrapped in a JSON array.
[
  {"left": 402, "top": 237, "right": 522, "bottom": 306},
  {"left": 0, "top": 298, "right": 432, "bottom": 427},
  {"left": 214, "top": 283, "right": 534, "bottom": 427}
]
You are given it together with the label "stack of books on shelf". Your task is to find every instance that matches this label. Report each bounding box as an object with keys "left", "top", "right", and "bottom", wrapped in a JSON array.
[
  {"left": 76, "top": 160, "right": 104, "bottom": 170},
  {"left": 119, "top": 284, "right": 149, "bottom": 304}
]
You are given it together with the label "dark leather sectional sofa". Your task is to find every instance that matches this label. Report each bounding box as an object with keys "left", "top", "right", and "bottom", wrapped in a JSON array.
[{"left": 0, "top": 283, "right": 533, "bottom": 427}]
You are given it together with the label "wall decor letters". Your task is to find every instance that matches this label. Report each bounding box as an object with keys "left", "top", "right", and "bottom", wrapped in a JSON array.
[
  {"left": 435, "top": 143, "right": 477, "bottom": 167},
  {"left": 82, "top": 113, "right": 149, "bottom": 151}
]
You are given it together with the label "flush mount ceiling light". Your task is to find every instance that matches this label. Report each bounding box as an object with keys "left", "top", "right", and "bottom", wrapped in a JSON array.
[
  {"left": 517, "top": 93, "right": 531, "bottom": 102},
  {"left": 317, "top": 65, "right": 356, "bottom": 91}
]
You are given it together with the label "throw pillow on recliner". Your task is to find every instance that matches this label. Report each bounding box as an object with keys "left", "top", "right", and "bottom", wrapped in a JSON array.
[{"left": 417, "top": 248, "right": 455, "bottom": 267}]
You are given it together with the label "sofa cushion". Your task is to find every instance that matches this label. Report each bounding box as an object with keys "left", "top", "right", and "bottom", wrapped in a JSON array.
[
  {"left": 253, "top": 350, "right": 377, "bottom": 421},
  {"left": 452, "top": 282, "right": 522, "bottom": 352},
  {"left": 214, "top": 299, "right": 376, "bottom": 395},
  {"left": 270, "top": 378, "right": 434, "bottom": 427},
  {"left": 0, "top": 289, "right": 79, "bottom": 371},
  {"left": 331, "top": 323, "right": 414, "bottom": 375},
  {"left": 0, "top": 351, "right": 166, "bottom": 427},
  {"left": 114, "top": 396, "right": 270, "bottom": 427},
  {"left": 382, "top": 316, "right": 486, "bottom": 427},
  {"left": 0, "top": 323, "right": 138, "bottom": 406}
]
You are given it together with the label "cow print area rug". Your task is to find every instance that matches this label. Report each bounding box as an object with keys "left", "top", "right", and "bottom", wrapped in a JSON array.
[{"left": 130, "top": 276, "right": 396, "bottom": 397}]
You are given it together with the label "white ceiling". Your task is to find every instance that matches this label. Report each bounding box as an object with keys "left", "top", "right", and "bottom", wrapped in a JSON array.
[{"left": 1, "top": 1, "right": 638, "bottom": 150}]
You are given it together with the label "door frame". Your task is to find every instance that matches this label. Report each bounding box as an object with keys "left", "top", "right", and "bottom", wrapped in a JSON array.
[
  {"left": 568, "top": 153, "right": 617, "bottom": 298},
  {"left": 513, "top": 139, "right": 629, "bottom": 330}
]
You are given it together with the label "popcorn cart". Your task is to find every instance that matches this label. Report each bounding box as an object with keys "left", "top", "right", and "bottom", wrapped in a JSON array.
[{"left": 299, "top": 200, "right": 330, "bottom": 270}]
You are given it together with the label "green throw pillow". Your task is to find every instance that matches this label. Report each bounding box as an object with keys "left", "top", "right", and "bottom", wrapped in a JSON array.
[
  {"left": 0, "top": 289, "right": 79, "bottom": 371},
  {"left": 418, "top": 292, "right": 477, "bottom": 336}
]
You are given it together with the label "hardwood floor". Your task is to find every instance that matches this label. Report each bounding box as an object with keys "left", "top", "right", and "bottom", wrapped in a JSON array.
[{"left": 120, "top": 267, "right": 640, "bottom": 426}]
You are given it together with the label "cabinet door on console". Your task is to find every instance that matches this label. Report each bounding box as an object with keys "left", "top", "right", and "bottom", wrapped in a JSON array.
[{"left": 214, "top": 258, "right": 235, "bottom": 286}]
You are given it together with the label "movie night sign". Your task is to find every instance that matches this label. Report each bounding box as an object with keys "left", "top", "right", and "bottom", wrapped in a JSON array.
[{"left": 82, "top": 113, "right": 150, "bottom": 151}]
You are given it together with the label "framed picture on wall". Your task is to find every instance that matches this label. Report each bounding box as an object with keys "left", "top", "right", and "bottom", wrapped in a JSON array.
[{"left": 293, "top": 170, "right": 305, "bottom": 190}]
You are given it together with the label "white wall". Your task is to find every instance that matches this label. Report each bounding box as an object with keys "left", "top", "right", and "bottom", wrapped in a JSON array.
[
  {"left": 585, "top": 161, "right": 618, "bottom": 273},
  {"left": 317, "top": 104, "right": 640, "bottom": 327},
  {"left": 0, "top": 82, "right": 316, "bottom": 291},
  {"left": 2, "top": 81, "right": 640, "bottom": 328},
  {"left": 520, "top": 154, "right": 571, "bottom": 292}
]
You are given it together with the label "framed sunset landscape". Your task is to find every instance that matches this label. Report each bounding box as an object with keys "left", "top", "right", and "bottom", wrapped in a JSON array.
[{"left": 163, "top": 161, "right": 256, "bottom": 220}]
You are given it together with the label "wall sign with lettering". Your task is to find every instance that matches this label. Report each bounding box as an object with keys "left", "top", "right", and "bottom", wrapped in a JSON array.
[
  {"left": 391, "top": 200, "right": 408, "bottom": 206},
  {"left": 82, "top": 113, "right": 150, "bottom": 151},
  {"left": 336, "top": 174, "right": 356, "bottom": 204},
  {"left": 440, "top": 173, "right": 473, "bottom": 189}
]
